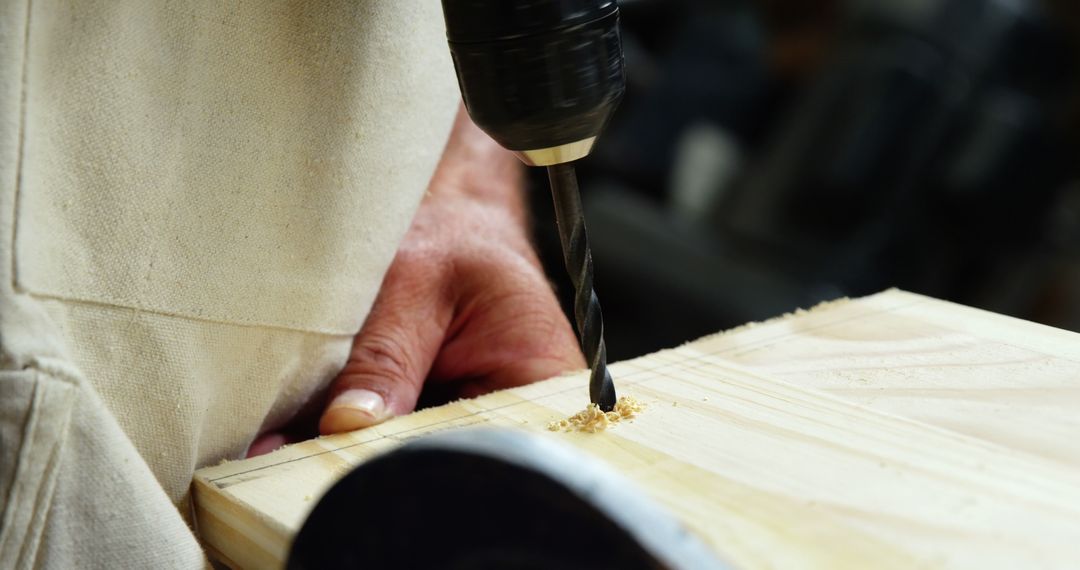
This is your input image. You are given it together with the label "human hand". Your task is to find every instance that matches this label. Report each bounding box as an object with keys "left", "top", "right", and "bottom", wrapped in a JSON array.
[
  {"left": 318, "top": 197, "right": 585, "bottom": 435},
  {"left": 248, "top": 108, "right": 583, "bottom": 456},
  {"left": 314, "top": 109, "right": 584, "bottom": 435}
]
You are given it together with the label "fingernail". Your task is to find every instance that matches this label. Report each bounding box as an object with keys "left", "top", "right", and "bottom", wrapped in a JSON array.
[{"left": 322, "top": 389, "right": 390, "bottom": 433}]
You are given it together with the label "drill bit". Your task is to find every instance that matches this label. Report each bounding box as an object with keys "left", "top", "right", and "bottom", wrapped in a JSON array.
[{"left": 547, "top": 162, "right": 617, "bottom": 412}]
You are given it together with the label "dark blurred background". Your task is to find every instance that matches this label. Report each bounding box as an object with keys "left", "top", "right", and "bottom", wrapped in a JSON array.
[{"left": 528, "top": 0, "right": 1080, "bottom": 360}]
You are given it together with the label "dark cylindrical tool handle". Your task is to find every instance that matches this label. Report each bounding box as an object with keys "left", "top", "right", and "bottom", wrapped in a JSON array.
[{"left": 441, "top": 0, "right": 625, "bottom": 159}]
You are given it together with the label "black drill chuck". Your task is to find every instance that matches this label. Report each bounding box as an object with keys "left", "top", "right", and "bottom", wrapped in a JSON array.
[{"left": 441, "top": 0, "right": 625, "bottom": 165}]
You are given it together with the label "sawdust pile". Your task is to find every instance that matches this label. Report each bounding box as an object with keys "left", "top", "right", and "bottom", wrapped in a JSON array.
[{"left": 547, "top": 396, "right": 645, "bottom": 433}]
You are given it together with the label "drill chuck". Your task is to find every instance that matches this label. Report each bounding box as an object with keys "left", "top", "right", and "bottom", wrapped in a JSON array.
[{"left": 441, "top": 0, "right": 626, "bottom": 166}]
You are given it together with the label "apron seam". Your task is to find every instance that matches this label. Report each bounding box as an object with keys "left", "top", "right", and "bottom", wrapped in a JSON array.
[
  {"left": 27, "top": 290, "right": 360, "bottom": 337},
  {"left": 9, "top": 0, "right": 33, "bottom": 296}
]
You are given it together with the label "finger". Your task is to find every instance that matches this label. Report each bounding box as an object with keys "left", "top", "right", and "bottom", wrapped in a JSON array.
[
  {"left": 319, "top": 254, "right": 454, "bottom": 435},
  {"left": 246, "top": 432, "right": 289, "bottom": 458},
  {"left": 247, "top": 400, "right": 323, "bottom": 457},
  {"left": 431, "top": 266, "right": 585, "bottom": 396},
  {"left": 446, "top": 314, "right": 584, "bottom": 398}
]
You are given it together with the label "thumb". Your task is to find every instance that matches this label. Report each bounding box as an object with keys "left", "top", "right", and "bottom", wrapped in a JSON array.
[{"left": 319, "top": 265, "right": 452, "bottom": 435}]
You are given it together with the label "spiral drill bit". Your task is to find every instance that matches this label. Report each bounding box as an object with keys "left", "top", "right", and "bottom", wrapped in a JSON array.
[{"left": 547, "top": 163, "right": 618, "bottom": 412}]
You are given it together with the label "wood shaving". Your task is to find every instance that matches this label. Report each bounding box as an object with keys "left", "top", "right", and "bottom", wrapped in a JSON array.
[{"left": 547, "top": 396, "right": 645, "bottom": 433}]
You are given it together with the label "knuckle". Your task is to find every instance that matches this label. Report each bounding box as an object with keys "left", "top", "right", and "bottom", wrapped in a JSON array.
[
  {"left": 389, "top": 242, "right": 452, "bottom": 282},
  {"left": 392, "top": 242, "right": 430, "bottom": 267},
  {"left": 347, "top": 333, "right": 413, "bottom": 385}
]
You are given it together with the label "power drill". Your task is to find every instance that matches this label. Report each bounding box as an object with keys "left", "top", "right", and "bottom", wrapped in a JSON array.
[{"left": 441, "top": 0, "right": 626, "bottom": 411}]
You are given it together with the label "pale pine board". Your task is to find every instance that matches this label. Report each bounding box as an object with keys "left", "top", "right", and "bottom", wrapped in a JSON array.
[
  {"left": 192, "top": 290, "right": 1080, "bottom": 569},
  {"left": 690, "top": 289, "right": 1080, "bottom": 467}
]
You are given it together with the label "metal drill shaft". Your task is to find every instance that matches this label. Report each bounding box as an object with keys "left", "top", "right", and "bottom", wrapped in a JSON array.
[{"left": 547, "top": 163, "right": 617, "bottom": 412}]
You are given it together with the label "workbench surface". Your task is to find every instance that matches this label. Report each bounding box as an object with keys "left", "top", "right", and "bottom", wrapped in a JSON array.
[{"left": 192, "top": 290, "right": 1080, "bottom": 569}]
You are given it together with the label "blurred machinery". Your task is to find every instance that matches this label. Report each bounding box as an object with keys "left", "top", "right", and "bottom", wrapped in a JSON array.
[{"left": 530, "top": 0, "right": 1080, "bottom": 359}]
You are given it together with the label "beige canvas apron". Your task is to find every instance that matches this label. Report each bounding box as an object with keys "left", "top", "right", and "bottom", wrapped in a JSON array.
[{"left": 0, "top": 1, "right": 458, "bottom": 567}]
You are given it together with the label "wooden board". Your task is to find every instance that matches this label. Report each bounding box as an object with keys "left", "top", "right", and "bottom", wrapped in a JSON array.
[{"left": 192, "top": 290, "right": 1080, "bottom": 569}]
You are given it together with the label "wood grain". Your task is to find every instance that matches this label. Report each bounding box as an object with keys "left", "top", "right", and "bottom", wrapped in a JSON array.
[
  {"left": 192, "top": 290, "right": 1080, "bottom": 569},
  {"left": 692, "top": 289, "right": 1080, "bottom": 467}
]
